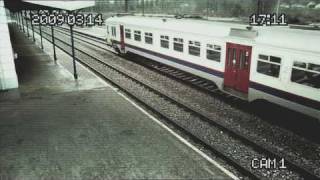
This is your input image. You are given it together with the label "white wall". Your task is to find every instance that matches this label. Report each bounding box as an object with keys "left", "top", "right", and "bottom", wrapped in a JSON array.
[{"left": 0, "top": 0, "right": 18, "bottom": 90}]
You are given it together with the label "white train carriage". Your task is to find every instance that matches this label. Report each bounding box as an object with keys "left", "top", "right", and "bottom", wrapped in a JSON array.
[{"left": 105, "top": 16, "right": 320, "bottom": 120}]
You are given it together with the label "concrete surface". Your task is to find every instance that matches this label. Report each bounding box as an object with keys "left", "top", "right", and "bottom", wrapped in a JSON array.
[{"left": 0, "top": 25, "right": 233, "bottom": 180}]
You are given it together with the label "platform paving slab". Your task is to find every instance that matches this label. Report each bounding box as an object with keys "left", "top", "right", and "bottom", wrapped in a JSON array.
[{"left": 0, "top": 25, "right": 234, "bottom": 179}]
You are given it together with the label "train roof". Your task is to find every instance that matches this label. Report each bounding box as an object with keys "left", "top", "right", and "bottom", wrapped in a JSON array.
[
  {"left": 107, "top": 16, "right": 244, "bottom": 37},
  {"left": 107, "top": 16, "right": 320, "bottom": 54}
]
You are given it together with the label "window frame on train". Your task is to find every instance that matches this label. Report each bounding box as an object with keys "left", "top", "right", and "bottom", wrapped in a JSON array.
[
  {"left": 239, "top": 49, "right": 250, "bottom": 70},
  {"left": 145, "top": 32, "right": 153, "bottom": 45},
  {"left": 160, "top": 35, "right": 169, "bottom": 49},
  {"left": 206, "top": 44, "right": 221, "bottom": 62},
  {"left": 256, "top": 54, "right": 282, "bottom": 78},
  {"left": 188, "top": 41, "right": 201, "bottom": 57},
  {"left": 125, "top": 29, "right": 131, "bottom": 39},
  {"left": 111, "top": 26, "right": 116, "bottom": 37},
  {"left": 134, "top": 30, "right": 142, "bottom": 42},
  {"left": 291, "top": 61, "right": 320, "bottom": 89},
  {"left": 173, "top": 38, "right": 184, "bottom": 52}
]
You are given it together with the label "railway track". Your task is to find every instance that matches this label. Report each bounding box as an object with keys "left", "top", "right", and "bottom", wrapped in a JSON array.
[{"left": 22, "top": 23, "right": 319, "bottom": 179}]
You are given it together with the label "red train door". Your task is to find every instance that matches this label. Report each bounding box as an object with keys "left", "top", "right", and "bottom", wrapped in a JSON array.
[
  {"left": 224, "top": 43, "right": 252, "bottom": 93},
  {"left": 120, "top": 25, "right": 125, "bottom": 50}
]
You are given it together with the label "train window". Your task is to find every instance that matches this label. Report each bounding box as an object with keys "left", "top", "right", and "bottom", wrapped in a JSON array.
[
  {"left": 174, "top": 38, "right": 184, "bottom": 52},
  {"left": 125, "top": 29, "right": 131, "bottom": 39},
  {"left": 240, "top": 50, "right": 250, "bottom": 69},
  {"left": 291, "top": 61, "right": 320, "bottom": 88},
  {"left": 161, "top": 35, "right": 169, "bottom": 40},
  {"left": 258, "top": 54, "right": 268, "bottom": 61},
  {"left": 207, "top": 50, "right": 220, "bottom": 62},
  {"left": 294, "top": 62, "right": 307, "bottom": 68},
  {"left": 239, "top": 50, "right": 245, "bottom": 69},
  {"left": 160, "top": 35, "right": 169, "bottom": 49},
  {"left": 270, "top": 56, "right": 281, "bottom": 64},
  {"left": 189, "top": 41, "right": 201, "bottom": 56},
  {"left": 214, "top": 45, "right": 221, "bottom": 51},
  {"left": 111, "top": 27, "right": 116, "bottom": 37},
  {"left": 227, "top": 48, "right": 232, "bottom": 66},
  {"left": 134, "top": 30, "right": 141, "bottom": 41},
  {"left": 257, "top": 54, "right": 281, "bottom": 78},
  {"left": 206, "top": 44, "right": 221, "bottom": 62},
  {"left": 189, "top": 47, "right": 200, "bottom": 56},
  {"left": 257, "top": 61, "right": 281, "bottom": 77},
  {"left": 308, "top": 63, "right": 320, "bottom": 73},
  {"left": 145, "top": 32, "right": 153, "bottom": 44},
  {"left": 232, "top": 49, "right": 237, "bottom": 67}
]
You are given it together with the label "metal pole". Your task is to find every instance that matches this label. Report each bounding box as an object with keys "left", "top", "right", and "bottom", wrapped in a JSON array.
[
  {"left": 51, "top": 26, "right": 57, "bottom": 61},
  {"left": 39, "top": 24, "right": 43, "bottom": 49},
  {"left": 29, "top": 10, "right": 35, "bottom": 42},
  {"left": 25, "top": 11, "right": 30, "bottom": 37},
  {"left": 17, "top": 13, "right": 19, "bottom": 28},
  {"left": 16, "top": 13, "right": 19, "bottom": 28},
  {"left": 70, "top": 25, "right": 78, "bottom": 80},
  {"left": 207, "top": 0, "right": 209, "bottom": 20},
  {"left": 125, "top": 0, "right": 128, "bottom": 13},
  {"left": 18, "top": 12, "right": 22, "bottom": 30},
  {"left": 14, "top": 13, "right": 17, "bottom": 27},
  {"left": 16, "top": 13, "right": 20, "bottom": 29},
  {"left": 258, "top": 0, "right": 263, "bottom": 14},
  {"left": 215, "top": 0, "right": 218, "bottom": 14},
  {"left": 142, "top": 0, "right": 144, "bottom": 16},
  {"left": 21, "top": 11, "right": 25, "bottom": 33},
  {"left": 276, "top": 0, "right": 281, "bottom": 16},
  {"left": 20, "top": 12, "right": 23, "bottom": 30}
]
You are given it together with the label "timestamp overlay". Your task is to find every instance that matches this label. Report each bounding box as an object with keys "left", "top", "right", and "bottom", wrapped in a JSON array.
[
  {"left": 31, "top": 11, "right": 104, "bottom": 26},
  {"left": 249, "top": 13, "right": 288, "bottom": 26}
]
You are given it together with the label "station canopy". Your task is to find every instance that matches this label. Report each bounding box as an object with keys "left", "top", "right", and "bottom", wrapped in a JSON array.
[{"left": 23, "top": 0, "right": 95, "bottom": 11}]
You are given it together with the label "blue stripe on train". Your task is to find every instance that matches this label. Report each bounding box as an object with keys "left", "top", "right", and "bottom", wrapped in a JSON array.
[{"left": 249, "top": 82, "right": 320, "bottom": 110}]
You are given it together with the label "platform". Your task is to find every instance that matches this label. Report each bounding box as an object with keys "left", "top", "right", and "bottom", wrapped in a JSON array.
[{"left": 0, "top": 24, "right": 236, "bottom": 180}]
